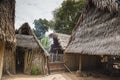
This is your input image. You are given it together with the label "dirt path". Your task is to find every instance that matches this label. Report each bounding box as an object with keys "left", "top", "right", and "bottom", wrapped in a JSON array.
[{"left": 2, "top": 72, "right": 120, "bottom": 80}]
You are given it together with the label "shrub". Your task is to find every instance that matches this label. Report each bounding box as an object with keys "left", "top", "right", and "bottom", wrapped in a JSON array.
[{"left": 31, "top": 66, "right": 40, "bottom": 75}]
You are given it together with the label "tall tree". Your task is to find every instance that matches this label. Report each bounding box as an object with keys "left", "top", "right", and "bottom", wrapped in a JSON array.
[
  {"left": 53, "top": 0, "right": 85, "bottom": 34},
  {"left": 33, "top": 18, "right": 53, "bottom": 39}
]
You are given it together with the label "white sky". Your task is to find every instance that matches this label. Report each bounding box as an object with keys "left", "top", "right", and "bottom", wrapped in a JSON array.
[{"left": 15, "top": 0, "right": 63, "bottom": 29}]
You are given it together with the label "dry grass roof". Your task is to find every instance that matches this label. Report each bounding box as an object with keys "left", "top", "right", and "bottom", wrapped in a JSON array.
[
  {"left": 65, "top": 0, "right": 120, "bottom": 55},
  {"left": 16, "top": 34, "right": 39, "bottom": 49},
  {"left": 49, "top": 33, "right": 70, "bottom": 49},
  {"left": 16, "top": 23, "right": 49, "bottom": 56},
  {"left": 0, "top": 0, "right": 15, "bottom": 43}
]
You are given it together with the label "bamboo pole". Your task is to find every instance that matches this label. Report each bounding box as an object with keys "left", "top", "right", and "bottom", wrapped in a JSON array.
[
  {"left": 0, "top": 42, "right": 5, "bottom": 79},
  {"left": 64, "top": 64, "right": 73, "bottom": 74}
]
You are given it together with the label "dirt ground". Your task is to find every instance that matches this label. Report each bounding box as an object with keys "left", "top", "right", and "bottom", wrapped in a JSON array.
[{"left": 2, "top": 72, "right": 120, "bottom": 80}]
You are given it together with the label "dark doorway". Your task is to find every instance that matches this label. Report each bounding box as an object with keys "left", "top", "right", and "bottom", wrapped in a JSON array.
[{"left": 16, "top": 47, "right": 25, "bottom": 73}]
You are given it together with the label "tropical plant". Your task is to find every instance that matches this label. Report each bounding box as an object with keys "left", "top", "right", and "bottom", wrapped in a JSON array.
[
  {"left": 31, "top": 66, "right": 40, "bottom": 75},
  {"left": 40, "top": 36, "right": 51, "bottom": 51}
]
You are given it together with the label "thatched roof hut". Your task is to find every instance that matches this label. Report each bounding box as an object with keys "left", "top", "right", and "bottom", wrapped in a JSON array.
[
  {"left": 0, "top": 0, "right": 15, "bottom": 79},
  {"left": 64, "top": 0, "right": 120, "bottom": 72},
  {"left": 65, "top": 0, "right": 120, "bottom": 55},
  {"left": 49, "top": 33, "right": 70, "bottom": 49},
  {"left": 15, "top": 23, "right": 49, "bottom": 74},
  {"left": 16, "top": 23, "right": 49, "bottom": 56}
]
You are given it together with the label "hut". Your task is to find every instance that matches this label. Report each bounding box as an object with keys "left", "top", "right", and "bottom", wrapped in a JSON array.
[
  {"left": 49, "top": 33, "right": 70, "bottom": 50},
  {"left": 0, "top": 0, "right": 16, "bottom": 79},
  {"left": 15, "top": 23, "right": 49, "bottom": 75},
  {"left": 49, "top": 33, "right": 70, "bottom": 62},
  {"left": 65, "top": 0, "right": 120, "bottom": 73}
]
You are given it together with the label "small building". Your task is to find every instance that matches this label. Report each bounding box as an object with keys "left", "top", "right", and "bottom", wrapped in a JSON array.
[
  {"left": 49, "top": 33, "right": 70, "bottom": 62},
  {"left": 15, "top": 23, "right": 49, "bottom": 74},
  {"left": 0, "top": 0, "right": 16, "bottom": 79},
  {"left": 65, "top": 0, "right": 120, "bottom": 73},
  {"left": 49, "top": 33, "right": 70, "bottom": 50}
]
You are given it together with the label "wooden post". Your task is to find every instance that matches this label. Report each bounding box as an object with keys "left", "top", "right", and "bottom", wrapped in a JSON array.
[
  {"left": 55, "top": 50, "right": 58, "bottom": 61},
  {"left": 79, "top": 55, "right": 82, "bottom": 72},
  {"left": 0, "top": 42, "right": 5, "bottom": 79}
]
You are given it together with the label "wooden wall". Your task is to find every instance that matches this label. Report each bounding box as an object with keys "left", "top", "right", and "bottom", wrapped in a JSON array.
[
  {"left": 0, "top": 42, "right": 5, "bottom": 79},
  {"left": 24, "top": 49, "right": 33, "bottom": 74},
  {"left": 64, "top": 53, "right": 79, "bottom": 71},
  {"left": 24, "top": 49, "right": 46, "bottom": 74},
  {"left": 65, "top": 53, "right": 102, "bottom": 72},
  {"left": 3, "top": 47, "right": 16, "bottom": 74},
  {"left": 32, "top": 51, "right": 47, "bottom": 74},
  {"left": 81, "top": 55, "right": 101, "bottom": 71}
]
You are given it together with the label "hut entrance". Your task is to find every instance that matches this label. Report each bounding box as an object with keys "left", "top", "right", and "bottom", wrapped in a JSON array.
[{"left": 16, "top": 47, "right": 25, "bottom": 73}]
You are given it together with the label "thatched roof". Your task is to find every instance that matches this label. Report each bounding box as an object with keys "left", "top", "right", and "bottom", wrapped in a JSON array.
[
  {"left": 16, "top": 23, "right": 49, "bottom": 56},
  {"left": 16, "top": 34, "right": 38, "bottom": 49},
  {"left": 65, "top": 0, "right": 120, "bottom": 55},
  {"left": 49, "top": 33, "right": 70, "bottom": 49},
  {"left": 0, "top": 0, "right": 16, "bottom": 43}
]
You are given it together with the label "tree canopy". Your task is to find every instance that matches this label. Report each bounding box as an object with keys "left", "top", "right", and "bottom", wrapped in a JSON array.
[
  {"left": 33, "top": 18, "right": 54, "bottom": 39},
  {"left": 53, "top": 0, "right": 85, "bottom": 34},
  {"left": 33, "top": 0, "right": 85, "bottom": 40}
]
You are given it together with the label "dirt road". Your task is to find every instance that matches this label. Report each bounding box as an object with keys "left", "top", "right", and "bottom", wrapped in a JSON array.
[{"left": 2, "top": 72, "right": 120, "bottom": 80}]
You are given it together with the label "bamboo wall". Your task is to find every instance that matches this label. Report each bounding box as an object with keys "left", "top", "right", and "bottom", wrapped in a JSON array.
[
  {"left": 64, "top": 53, "right": 79, "bottom": 71},
  {"left": 65, "top": 53, "right": 102, "bottom": 72},
  {"left": 81, "top": 55, "right": 101, "bottom": 70},
  {"left": 19, "top": 48, "right": 47, "bottom": 75},
  {"left": 3, "top": 47, "right": 16, "bottom": 74},
  {"left": 24, "top": 49, "right": 33, "bottom": 74},
  {"left": 31, "top": 50, "right": 46, "bottom": 74},
  {"left": 0, "top": 42, "right": 5, "bottom": 79}
]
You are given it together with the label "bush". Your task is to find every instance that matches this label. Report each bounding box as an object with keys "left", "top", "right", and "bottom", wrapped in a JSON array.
[{"left": 31, "top": 66, "right": 40, "bottom": 75}]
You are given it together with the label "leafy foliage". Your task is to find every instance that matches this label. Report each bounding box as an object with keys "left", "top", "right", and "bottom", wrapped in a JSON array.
[
  {"left": 31, "top": 66, "right": 40, "bottom": 75},
  {"left": 33, "top": 18, "right": 54, "bottom": 39},
  {"left": 33, "top": 0, "right": 85, "bottom": 37},
  {"left": 40, "top": 36, "right": 51, "bottom": 51},
  {"left": 53, "top": 0, "right": 85, "bottom": 34}
]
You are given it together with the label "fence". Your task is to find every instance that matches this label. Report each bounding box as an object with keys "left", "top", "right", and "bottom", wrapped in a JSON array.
[{"left": 49, "top": 53, "right": 63, "bottom": 62}]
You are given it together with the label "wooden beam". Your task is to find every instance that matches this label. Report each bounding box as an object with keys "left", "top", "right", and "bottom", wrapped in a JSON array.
[{"left": 79, "top": 55, "right": 82, "bottom": 72}]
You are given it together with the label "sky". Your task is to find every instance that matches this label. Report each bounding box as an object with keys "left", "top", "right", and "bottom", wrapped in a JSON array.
[{"left": 15, "top": 0, "right": 63, "bottom": 29}]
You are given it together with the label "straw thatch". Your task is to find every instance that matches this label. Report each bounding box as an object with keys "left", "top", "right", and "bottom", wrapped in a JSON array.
[
  {"left": 16, "top": 34, "right": 38, "bottom": 49},
  {"left": 0, "top": 0, "right": 16, "bottom": 43},
  {"left": 65, "top": 0, "right": 120, "bottom": 55},
  {"left": 16, "top": 23, "right": 49, "bottom": 56},
  {"left": 0, "top": 0, "right": 15, "bottom": 79},
  {"left": 49, "top": 33, "right": 70, "bottom": 49}
]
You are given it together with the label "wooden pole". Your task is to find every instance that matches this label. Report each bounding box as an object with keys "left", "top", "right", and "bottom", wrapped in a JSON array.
[
  {"left": 0, "top": 42, "right": 5, "bottom": 79},
  {"left": 55, "top": 49, "right": 58, "bottom": 61},
  {"left": 79, "top": 55, "right": 82, "bottom": 72},
  {"left": 64, "top": 64, "right": 73, "bottom": 74}
]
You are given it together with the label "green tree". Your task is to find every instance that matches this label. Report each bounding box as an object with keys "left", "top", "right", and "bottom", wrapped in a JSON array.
[
  {"left": 53, "top": 0, "right": 85, "bottom": 34},
  {"left": 40, "top": 36, "right": 51, "bottom": 51},
  {"left": 33, "top": 18, "right": 54, "bottom": 39}
]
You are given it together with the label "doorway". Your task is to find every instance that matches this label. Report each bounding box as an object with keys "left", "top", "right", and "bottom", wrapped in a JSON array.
[{"left": 16, "top": 47, "right": 25, "bottom": 73}]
